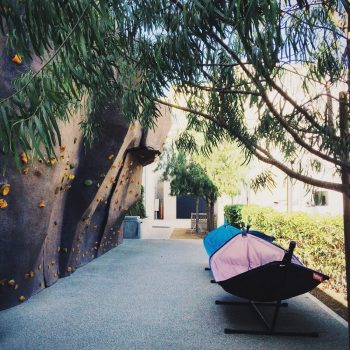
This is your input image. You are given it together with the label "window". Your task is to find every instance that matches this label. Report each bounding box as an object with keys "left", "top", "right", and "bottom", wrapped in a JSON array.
[
  {"left": 176, "top": 196, "right": 207, "bottom": 219},
  {"left": 313, "top": 190, "right": 328, "bottom": 206}
]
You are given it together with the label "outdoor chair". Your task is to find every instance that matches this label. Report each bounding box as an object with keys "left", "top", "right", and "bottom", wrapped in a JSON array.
[{"left": 205, "top": 228, "right": 329, "bottom": 337}]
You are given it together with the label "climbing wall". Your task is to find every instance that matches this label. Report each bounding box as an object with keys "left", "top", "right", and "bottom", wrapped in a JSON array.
[{"left": 0, "top": 36, "right": 171, "bottom": 310}]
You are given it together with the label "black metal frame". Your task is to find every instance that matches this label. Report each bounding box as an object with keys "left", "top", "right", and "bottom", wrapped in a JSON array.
[{"left": 215, "top": 241, "right": 319, "bottom": 337}]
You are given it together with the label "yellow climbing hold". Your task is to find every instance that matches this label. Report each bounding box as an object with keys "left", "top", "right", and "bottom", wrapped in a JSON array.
[
  {"left": 0, "top": 184, "right": 10, "bottom": 196},
  {"left": 68, "top": 174, "right": 75, "bottom": 180},
  {"left": 0, "top": 199, "right": 8, "bottom": 209},
  {"left": 22, "top": 167, "right": 29, "bottom": 175},
  {"left": 38, "top": 200, "right": 46, "bottom": 208},
  {"left": 49, "top": 157, "right": 57, "bottom": 166},
  {"left": 19, "top": 296, "right": 26, "bottom": 302}
]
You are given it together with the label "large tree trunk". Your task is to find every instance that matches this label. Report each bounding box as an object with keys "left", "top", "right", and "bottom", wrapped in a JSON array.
[
  {"left": 195, "top": 196, "right": 199, "bottom": 233},
  {"left": 339, "top": 91, "right": 350, "bottom": 346}
]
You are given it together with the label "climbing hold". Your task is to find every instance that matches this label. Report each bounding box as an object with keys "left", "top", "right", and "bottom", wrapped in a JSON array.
[
  {"left": 0, "top": 279, "right": 6, "bottom": 286},
  {"left": 14, "top": 284, "right": 19, "bottom": 290},
  {"left": 38, "top": 200, "right": 46, "bottom": 208},
  {"left": 68, "top": 174, "right": 75, "bottom": 180},
  {"left": 12, "top": 54, "right": 22, "bottom": 64},
  {"left": 108, "top": 154, "right": 114, "bottom": 160},
  {"left": 0, "top": 199, "right": 8, "bottom": 209},
  {"left": 84, "top": 179, "right": 93, "bottom": 186},
  {"left": 19, "top": 296, "right": 26, "bottom": 302},
  {"left": 67, "top": 267, "right": 72, "bottom": 273},
  {"left": 38, "top": 264, "right": 42, "bottom": 270},
  {"left": 49, "top": 157, "right": 57, "bottom": 166},
  {"left": 22, "top": 167, "right": 29, "bottom": 175},
  {"left": 29, "top": 271, "right": 35, "bottom": 278},
  {"left": 8, "top": 279, "right": 16, "bottom": 286},
  {"left": 34, "top": 170, "right": 42, "bottom": 177},
  {"left": 0, "top": 184, "right": 10, "bottom": 196},
  {"left": 20, "top": 152, "right": 28, "bottom": 164},
  {"left": 60, "top": 145, "right": 66, "bottom": 153}
]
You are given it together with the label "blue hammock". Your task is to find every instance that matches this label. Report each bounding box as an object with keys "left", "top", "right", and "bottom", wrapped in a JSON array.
[{"left": 203, "top": 224, "right": 275, "bottom": 257}]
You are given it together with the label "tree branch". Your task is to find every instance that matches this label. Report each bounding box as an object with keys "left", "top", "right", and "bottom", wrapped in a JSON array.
[
  {"left": 152, "top": 96, "right": 348, "bottom": 194},
  {"left": 209, "top": 31, "right": 346, "bottom": 168}
]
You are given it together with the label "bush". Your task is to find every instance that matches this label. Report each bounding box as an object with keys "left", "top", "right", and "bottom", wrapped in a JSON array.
[
  {"left": 224, "top": 205, "right": 243, "bottom": 228},
  {"left": 126, "top": 186, "right": 146, "bottom": 218},
  {"left": 240, "top": 205, "right": 345, "bottom": 295}
]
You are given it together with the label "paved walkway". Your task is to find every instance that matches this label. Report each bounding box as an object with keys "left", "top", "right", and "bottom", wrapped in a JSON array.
[{"left": 0, "top": 239, "right": 348, "bottom": 350}]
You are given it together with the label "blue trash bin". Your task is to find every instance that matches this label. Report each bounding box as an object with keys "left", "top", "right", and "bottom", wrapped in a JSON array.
[{"left": 123, "top": 216, "right": 142, "bottom": 238}]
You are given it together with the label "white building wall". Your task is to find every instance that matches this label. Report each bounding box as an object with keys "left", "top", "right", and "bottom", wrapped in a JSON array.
[{"left": 163, "top": 181, "right": 176, "bottom": 220}]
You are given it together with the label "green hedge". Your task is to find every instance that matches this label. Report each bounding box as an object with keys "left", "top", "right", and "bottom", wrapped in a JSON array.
[
  {"left": 224, "top": 205, "right": 243, "bottom": 228},
  {"left": 224, "top": 205, "right": 345, "bottom": 294}
]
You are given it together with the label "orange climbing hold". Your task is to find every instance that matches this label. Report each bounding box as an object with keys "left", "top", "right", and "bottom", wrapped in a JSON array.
[
  {"left": 20, "top": 152, "right": 28, "bottom": 164},
  {"left": 38, "top": 200, "right": 46, "bottom": 208},
  {"left": 0, "top": 199, "right": 8, "bottom": 209},
  {"left": 12, "top": 54, "right": 22, "bottom": 64}
]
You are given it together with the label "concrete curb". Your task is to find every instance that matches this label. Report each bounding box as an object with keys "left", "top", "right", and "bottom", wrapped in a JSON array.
[{"left": 307, "top": 292, "right": 348, "bottom": 328}]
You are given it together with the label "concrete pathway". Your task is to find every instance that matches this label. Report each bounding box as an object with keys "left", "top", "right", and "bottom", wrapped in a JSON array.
[{"left": 0, "top": 239, "right": 347, "bottom": 350}]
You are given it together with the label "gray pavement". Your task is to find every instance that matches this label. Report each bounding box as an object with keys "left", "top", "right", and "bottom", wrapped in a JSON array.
[{"left": 0, "top": 239, "right": 348, "bottom": 350}]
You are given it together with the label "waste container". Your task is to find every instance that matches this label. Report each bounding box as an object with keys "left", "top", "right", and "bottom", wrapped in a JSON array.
[{"left": 123, "top": 216, "right": 142, "bottom": 238}]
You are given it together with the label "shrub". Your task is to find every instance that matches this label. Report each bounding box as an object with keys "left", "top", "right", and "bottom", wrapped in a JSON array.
[
  {"left": 126, "top": 186, "right": 146, "bottom": 218},
  {"left": 240, "top": 205, "right": 345, "bottom": 295},
  {"left": 224, "top": 205, "right": 243, "bottom": 228}
]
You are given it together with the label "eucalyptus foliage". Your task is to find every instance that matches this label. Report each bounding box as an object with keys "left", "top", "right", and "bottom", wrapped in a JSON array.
[{"left": 1, "top": 1, "right": 348, "bottom": 195}]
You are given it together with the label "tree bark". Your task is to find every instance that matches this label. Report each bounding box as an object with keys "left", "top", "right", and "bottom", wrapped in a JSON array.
[
  {"left": 339, "top": 91, "right": 350, "bottom": 347},
  {"left": 195, "top": 196, "right": 199, "bottom": 233},
  {"left": 209, "top": 200, "right": 215, "bottom": 231},
  {"left": 206, "top": 200, "right": 210, "bottom": 232}
]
